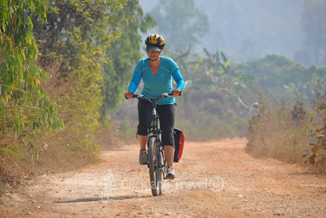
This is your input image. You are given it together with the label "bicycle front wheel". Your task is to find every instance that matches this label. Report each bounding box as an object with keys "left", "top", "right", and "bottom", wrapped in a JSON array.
[{"left": 148, "top": 136, "right": 162, "bottom": 196}]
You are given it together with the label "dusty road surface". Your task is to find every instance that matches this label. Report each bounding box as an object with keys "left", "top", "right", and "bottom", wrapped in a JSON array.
[{"left": 1, "top": 139, "right": 326, "bottom": 217}]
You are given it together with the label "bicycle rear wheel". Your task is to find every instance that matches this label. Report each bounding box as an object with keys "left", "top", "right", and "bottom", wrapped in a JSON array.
[{"left": 148, "top": 136, "right": 163, "bottom": 196}]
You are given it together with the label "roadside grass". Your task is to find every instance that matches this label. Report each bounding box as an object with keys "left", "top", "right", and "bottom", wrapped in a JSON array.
[
  {"left": 0, "top": 129, "right": 100, "bottom": 196},
  {"left": 246, "top": 106, "right": 309, "bottom": 162},
  {"left": 246, "top": 93, "right": 326, "bottom": 174}
]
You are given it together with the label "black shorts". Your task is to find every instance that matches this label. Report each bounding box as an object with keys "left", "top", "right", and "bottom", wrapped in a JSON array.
[{"left": 137, "top": 99, "right": 176, "bottom": 147}]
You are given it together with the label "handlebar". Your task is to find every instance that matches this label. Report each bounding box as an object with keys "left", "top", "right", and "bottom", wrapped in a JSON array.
[
  {"left": 130, "top": 93, "right": 174, "bottom": 102},
  {"left": 125, "top": 90, "right": 181, "bottom": 100}
]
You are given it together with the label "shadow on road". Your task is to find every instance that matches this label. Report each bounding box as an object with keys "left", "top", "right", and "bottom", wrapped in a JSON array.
[{"left": 55, "top": 195, "right": 152, "bottom": 203}]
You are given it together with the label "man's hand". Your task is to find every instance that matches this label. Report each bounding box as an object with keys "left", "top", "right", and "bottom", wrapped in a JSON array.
[
  {"left": 124, "top": 92, "right": 133, "bottom": 99},
  {"left": 173, "top": 89, "right": 181, "bottom": 97}
]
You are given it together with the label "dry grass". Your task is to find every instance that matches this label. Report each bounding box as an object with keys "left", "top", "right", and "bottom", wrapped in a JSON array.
[
  {"left": 0, "top": 130, "right": 99, "bottom": 195},
  {"left": 246, "top": 94, "right": 326, "bottom": 174},
  {"left": 247, "top": 111, "right": 309, "bottom": 161},
  {"left": 94, "top": 127, "right": 131, "bottom": 150},
  {"left": 0, "top": 121, "right": 135, "bottom": 196},
  {"left": 0, "top": 123, "right": 134, "bottom": 196},
  {"left": 0, "top": 61, "right": 101, "bottom": 196}
]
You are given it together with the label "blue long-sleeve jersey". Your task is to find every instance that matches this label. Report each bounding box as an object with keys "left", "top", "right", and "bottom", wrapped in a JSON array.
[{"left": 128, "top": 56, "right": 185, "bottom": 105}]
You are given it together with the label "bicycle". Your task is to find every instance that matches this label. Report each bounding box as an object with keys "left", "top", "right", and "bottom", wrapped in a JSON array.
[{"left": 128, "top": 92, "right": 174, "bottom": 196}]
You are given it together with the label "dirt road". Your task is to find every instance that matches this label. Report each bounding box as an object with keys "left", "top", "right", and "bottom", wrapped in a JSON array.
[{"left": 1, "top": 139, "right": 326, "bottom": 217}]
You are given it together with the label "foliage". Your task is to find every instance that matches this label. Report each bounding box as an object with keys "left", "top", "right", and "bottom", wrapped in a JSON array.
[
  {"left": 172, "top": 49, "right": 254, "bottom": 139},
  {"left": 302, "top": 85, "right": 326, "bottom": 168},
  {"left": 233, "top": 54, "right": 326, "bottom": 99},
  {"left": 0, "top": 0, "right": 155, "bottom": 160},
  {"left": 301, "top": 0, "right": 326, "bottom": 66},
  {"left": 172, "top": 48, "right": 255, "bottom": 110},
  {"left": 150, "top": 0, "right": 209, "bottom": 53},
  {"left": 101, "top": 0, "right": 156, "bottom": 122},
  {"left": 31, "top": 0, "right": 151, "bottom": 154},
  {"left": 0, "top": 0, "right": 64, "bottom": 158}
]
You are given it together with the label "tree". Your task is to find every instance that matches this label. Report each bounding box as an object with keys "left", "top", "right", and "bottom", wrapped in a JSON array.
[
  {"left": 233, "top": 54, "right": 326, "bottom": 100},
  {"left": 233, "top": 38, "right": 260, "bottom": 62},
  {"left": 101, "top": 0, "right": 156, "bottom": 122},
  {"left": 0, "top": 0, "right": 63, "bottom": 157},
  {"left": 294, "top": 48, "right": 313, "bottom": 66},
  {"left": 31, "top": 0, "right": 137, "bottom": 152},
  {"left": 301, "top": 0, "right": 326, "bottom": 66},
  {"left": 0, "top": 0, "right": 153, "bottom": 157},
  {"left": 150, "top": 0, "right": 209, "bottom": 52}
]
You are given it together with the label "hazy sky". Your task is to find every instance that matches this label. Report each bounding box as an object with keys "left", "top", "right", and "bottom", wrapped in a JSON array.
[{"left": 139, "top": 0, "right": 305, "bottom": 63}]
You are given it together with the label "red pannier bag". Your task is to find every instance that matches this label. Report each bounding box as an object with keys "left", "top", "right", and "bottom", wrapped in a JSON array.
[{"left": 173, "top": 128, "right": 185, "bottom": 162}]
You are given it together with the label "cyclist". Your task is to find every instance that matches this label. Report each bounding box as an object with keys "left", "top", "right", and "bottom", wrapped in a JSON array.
[
  {"left": 247, "top": 102, "right": 260, "bottom": 126},
  {"left": 125, "top": 34, "right": 185, "bottom": 180},
  {"left": 247, "top": 102, "right": 260, "bottom": 147}
]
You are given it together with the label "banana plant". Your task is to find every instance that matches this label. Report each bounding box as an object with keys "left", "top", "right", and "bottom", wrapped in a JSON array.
[{"left": 176, "top": 48, "right": 256, "bottom": 110}]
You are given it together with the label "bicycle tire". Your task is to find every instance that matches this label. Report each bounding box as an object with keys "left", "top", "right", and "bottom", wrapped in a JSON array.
[
  {"left": 157, "top": 142, "right": 163, "bottom": 195},
  {"left": 148, "top": 136, "right": 162, "bottom": 196}
]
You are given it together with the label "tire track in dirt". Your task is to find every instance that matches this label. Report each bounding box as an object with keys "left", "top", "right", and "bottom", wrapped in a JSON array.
[{"left": 1, "top": 139, "right": 326, "bottom": 217}]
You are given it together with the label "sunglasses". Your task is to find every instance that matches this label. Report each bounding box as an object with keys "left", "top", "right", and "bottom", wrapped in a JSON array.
[{"left": 148, "top": 50, "right": 161, "bottom": 53}]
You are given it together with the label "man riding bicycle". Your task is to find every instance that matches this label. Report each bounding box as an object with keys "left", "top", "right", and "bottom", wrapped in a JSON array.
[{"left": 125, "top": 34, "right": 185, "bottom": 180}]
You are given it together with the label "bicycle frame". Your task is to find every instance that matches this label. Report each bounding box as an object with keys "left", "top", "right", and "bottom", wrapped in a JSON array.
[
  {"left": 148, "top": 100, "right": 165, "bottom": 179},
  {"left": 131, "top": 93, "right": 173, "bottom": 196}
]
